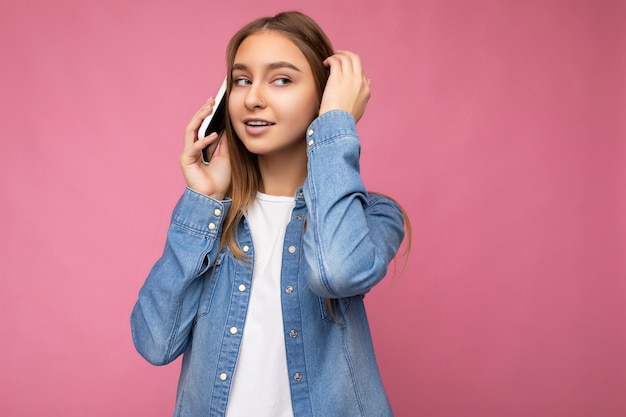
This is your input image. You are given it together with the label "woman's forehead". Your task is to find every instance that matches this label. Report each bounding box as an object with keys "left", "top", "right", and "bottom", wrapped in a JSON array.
[{"left": 233, "top": 31, "right": 308, "bottom": 68}]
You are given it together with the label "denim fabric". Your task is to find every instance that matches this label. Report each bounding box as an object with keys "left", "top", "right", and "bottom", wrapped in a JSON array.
[{"left": 131, "top": 110, "right": 405, "bottom": 417}]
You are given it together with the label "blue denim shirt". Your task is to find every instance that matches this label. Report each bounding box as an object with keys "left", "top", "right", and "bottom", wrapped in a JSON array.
[{"left": 131, "top": 111, "right": 405, "bottom": 417}]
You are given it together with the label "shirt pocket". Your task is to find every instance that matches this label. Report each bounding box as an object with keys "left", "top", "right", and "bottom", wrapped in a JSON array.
[
  {"left": 319, "top": 297, "right": 351, "bottom": 327},
  {"left": 197, "top": 250, "right": 227, "bottom": 317}
]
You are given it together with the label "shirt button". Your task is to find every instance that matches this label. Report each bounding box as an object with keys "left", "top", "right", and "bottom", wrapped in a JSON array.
[
  {"left": 308, "top": 139, "right": 314, "bottom": 147},
  {"left": 294, "top": 373, "right": 303, "bottom": 381},
  {"left": 208, "top": 222, "right": 216, "bottom": 230},
  {"left": 289, "top": 329, "right": 298, "bottom": 338},
  {"left": 214, "top": 208, "right": 222, "bottom": 216},
  {"left": 219, "top": 373, "right": 228, "bottom": 381},
  {"left": 285, "top": 286, "right": 293, "bottom": 294},
  {"left": 295, "top": 214, "right": 303, "bottom": 220},
  {"left": 230, "top": 327, "right": 238, "bottom": 335},
  {"left": 288, "top": 246, "right": 296, "bottom": 254},
  {"left": 243, "top": 245, "right": 249, "bottom": 253},
  {"left": 307, "top": 129, "right": 314, "bottom": 136},
  {"left": 238, "top": 284, "right": 246, "bottom": 292}
]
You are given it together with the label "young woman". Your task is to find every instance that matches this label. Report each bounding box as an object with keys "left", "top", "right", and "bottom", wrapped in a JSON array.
[{"left": 131, "top": 11, "right": 410, "bottom": 417}]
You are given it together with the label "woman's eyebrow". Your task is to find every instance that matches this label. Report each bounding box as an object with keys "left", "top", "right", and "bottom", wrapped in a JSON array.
[
  {"left": 231, "top": 61, "right": 302, "bottom": 72},
  {"left": 267, "top": 61, "right": 301, "bottom": 72}
]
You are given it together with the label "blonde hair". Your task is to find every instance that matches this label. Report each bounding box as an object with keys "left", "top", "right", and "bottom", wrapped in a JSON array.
[
  {"left": 219, "top": 11, "right": 334, "bottom": 259},
  {"left": 218, "top": 11, "right": 412, "bottom": 273}
]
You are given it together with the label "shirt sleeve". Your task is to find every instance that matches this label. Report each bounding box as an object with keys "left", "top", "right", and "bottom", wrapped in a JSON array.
[
  {"left": 130, "top": 187, "right": 231, "bottom": 365},
  {"left": 302, "top": 110, "right": 406, "bottom": 299}
]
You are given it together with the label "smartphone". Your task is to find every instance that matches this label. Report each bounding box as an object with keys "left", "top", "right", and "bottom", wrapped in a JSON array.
[{"left": 198, "top": 78, "right": 227, "bottom": 164}]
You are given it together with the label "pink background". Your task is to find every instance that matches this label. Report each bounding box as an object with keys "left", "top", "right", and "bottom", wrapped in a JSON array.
[{"left": 1, "top": 0, "right": 624, "bottom": 416}]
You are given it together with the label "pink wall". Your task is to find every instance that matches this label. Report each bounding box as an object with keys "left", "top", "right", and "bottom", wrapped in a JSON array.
[{"left": 1, "top": 0, "right": 624, "bottom": 416}]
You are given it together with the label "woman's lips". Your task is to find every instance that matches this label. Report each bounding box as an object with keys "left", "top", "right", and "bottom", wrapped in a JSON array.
[{"left": 244, "top": 119, "right": 275, "bottom": 136}]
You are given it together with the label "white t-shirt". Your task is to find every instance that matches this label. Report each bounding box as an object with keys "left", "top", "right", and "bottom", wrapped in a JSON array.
[{"left": 225, "top": 192, "right": 296, "bottom": 417}]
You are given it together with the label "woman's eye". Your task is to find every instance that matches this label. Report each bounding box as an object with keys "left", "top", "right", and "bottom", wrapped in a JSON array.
[
  {"left": 274, "top": 78, "right": 291, "bottom": 86},
  {"left": 234, "top": 78, "right": 251, "bottom": 86}
]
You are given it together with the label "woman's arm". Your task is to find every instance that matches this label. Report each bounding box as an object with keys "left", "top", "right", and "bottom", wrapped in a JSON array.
[
  {"left": 131, "top": 188, "right": 230, "bottom": 365},
  {"left": 302, "top": 110, "right": 405, "bottom": 299},
  {"left": 303, "top": 51, "right": 404, "bottom": 298},
  {"left": 131, "top": 97, "right": 233, "bottom": 365}
]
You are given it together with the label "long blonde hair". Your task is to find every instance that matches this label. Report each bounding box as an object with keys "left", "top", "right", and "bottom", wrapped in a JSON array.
[
  {"left": 218, "top": 11, "right": 412, "bottom": 270},
  {"left": 219, "top": 11, "right": 334, "bottom": 259}
]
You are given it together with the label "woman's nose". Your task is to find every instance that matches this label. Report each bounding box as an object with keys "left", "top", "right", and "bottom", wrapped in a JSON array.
[{"left": 244, "top": 83, "right": 266, "bottom": 110}]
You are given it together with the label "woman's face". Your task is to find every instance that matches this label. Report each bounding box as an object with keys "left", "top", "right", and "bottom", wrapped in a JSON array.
[{"left": 228, "top": 31, "right": 319, "bottom": 159}]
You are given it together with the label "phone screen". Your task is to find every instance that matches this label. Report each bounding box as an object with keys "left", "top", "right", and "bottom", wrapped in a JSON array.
[{"left": 198, "top": 79, "right": 227, "bottom": 164}]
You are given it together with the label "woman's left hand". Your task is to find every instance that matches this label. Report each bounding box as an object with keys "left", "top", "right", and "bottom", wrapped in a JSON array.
[{"left": 319, "top": 50, "right": 371, "bottom": 123}]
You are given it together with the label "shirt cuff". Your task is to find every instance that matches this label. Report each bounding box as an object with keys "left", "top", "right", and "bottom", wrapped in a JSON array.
[
  {"left": 171, "top": 187, "right": 231, "bottom": 236},
  {"left": 305, "top": 110, "right": 358, "bottom": 150}
]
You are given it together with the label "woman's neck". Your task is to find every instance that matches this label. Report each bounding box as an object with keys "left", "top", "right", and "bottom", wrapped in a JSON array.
[{"left": 257, "top": 151, "right": 308, "bottom": 197}]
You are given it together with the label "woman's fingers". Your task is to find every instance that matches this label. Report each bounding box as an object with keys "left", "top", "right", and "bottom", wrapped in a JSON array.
[
  {"left": 184, "top": 98, "right": 216, "bottom": 149},
  {"left": 325, "top": 50, "right": 366, "bottom": 78},
  {"left": 320, "top": 50, "right": 371, "bottom": 122}
]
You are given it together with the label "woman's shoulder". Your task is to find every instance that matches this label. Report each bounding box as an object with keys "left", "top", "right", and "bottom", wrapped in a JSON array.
[{"left": 365, "top": 192, "right": 402, "bottom": 214}]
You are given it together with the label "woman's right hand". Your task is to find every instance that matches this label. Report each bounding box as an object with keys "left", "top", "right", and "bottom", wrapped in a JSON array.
[{"left": 179, "top": 98, "right": 232, "bottom": 200}]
